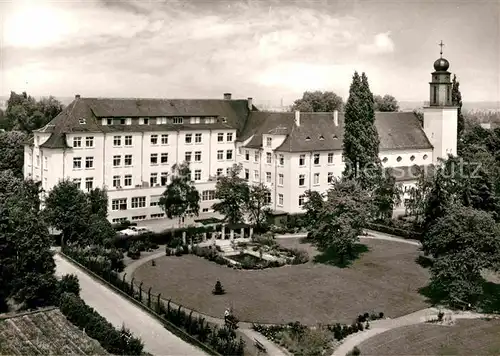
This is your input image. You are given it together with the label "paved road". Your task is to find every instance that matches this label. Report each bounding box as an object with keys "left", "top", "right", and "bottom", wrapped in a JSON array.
[{"left": 54, "top": 254, "right": 207, "bottom": 356}]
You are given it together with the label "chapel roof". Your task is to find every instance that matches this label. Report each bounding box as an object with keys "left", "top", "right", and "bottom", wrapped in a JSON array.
[{"left": 239, "top": 111, "right": 432, "bottom": 152}]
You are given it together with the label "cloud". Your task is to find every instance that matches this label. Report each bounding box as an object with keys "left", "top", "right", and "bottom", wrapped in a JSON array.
[
  {"left": 6, "top": 0, "right": 445, "bottom": 103},
  {"left": 358, "top": 32, "right": 395, "bottom": 55}
]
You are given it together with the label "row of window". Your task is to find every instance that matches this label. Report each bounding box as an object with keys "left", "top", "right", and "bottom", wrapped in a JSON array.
[
  {"left": 103, "top": 116, "right": 222, "bottom": 127},
  {"left": 73, "top": 132, "right": 235, "bottom": 149},
  {"left": 242, "top": 170, "right": 336, "bottom": 186},
  {"left": 111, "top": 190, "right": 216, "bottom": 211},
  {"left": 243, "top": 151, "right": 338, "bottom": 166}
]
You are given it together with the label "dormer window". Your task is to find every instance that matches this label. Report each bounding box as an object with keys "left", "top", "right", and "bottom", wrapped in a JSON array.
[
  {"left": 107, "top": 119, "right": 112, "bottom": 125},
  {"left": 173, "top": 117, "right": 183, "bottom": 124},
  {"left": 221, "top": 117, "right": 227, "bottom": 123},
  {"left": 79, "top": 118, "right": 86, "bottom": 124},
  {"left": 333, "top": 135, "right": 338, "bottom": 139},
  {"left": 319, "top": 135, "right": 324, "bottom": 140},
  {"left": 120, "top": 119, "right": 125, "bottom": 125},
  {"left": 305, "top": 136, "right": 311, "bottom": 141},
  {"left": 143, "top": 118, "right": 149, "bottom": 125}
]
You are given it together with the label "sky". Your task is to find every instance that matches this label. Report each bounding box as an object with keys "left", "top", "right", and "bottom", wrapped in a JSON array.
[{"left": 1, "top": 0, "right": 499, "bottom": 106}]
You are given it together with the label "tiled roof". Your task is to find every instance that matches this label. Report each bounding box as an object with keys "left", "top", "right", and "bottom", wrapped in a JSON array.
[
  {"left": 239, "top": 111, "right": 432, "bottom": 152},
  {"left": 34, "top": 97, "right": 254, "bottom": 149}
]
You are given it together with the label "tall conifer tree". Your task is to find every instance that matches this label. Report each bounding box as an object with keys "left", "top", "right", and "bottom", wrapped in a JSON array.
[
  {"left": 343, "top": 72, "right": 381, "bottom": 189},
  {"left": 452, "top": 74, "right": 465, "bottom": 139}
]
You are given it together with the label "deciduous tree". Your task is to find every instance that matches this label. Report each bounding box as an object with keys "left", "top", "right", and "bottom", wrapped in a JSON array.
[
  {"left": 0, "top": 131, "right": 27, "bottom": 177},
  {"left": 5, "top": 92, "right": 63, "bottom": 133},
  {"left": 309, "top": 178, "right": 371, "bottom": 265},
  {"left": 291, "top": 91, "right": 343, "bottom": 112},
  {"left": 374, "top": 94, "right": 399, "bottom": 112},
  {"left": 159, "top": 162, "right": 200, "bottom": 226},
  {"left": 212, "top": 164, "right": 249, "bottom": 224},
  {"left": 301, "top": 190, "right": 325, "bottom": 229},
  {"left": 424, "top": 205, "right": 500, "bottom": 304},
  {"left": 245, "top": 183, "right": 271, "bottom": 231},
  {"left": 373, "top": 168, "right": 402, "bottom": 221},
  {"left": 44, "top": 180, "right": 91, "bottom": 244},
  {"left": 0, "top": 173, "right": 57, "bottom": 310}
]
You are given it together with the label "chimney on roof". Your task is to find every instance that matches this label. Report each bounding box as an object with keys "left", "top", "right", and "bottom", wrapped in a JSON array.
[
  {"left": 75, "top": 94, "right": 81, "bottom": 99},
  {"left": 333, "top": 110, "right": 339, "bottom": 126},
  {"left": 295, "top": 110, "right": 300, "bottom": 127},
  {"left": 223, "top": 93, "right": 232, "bottom": 100},
  {"left": 247, "top": 97, "right": 253, "bottom": 110}
]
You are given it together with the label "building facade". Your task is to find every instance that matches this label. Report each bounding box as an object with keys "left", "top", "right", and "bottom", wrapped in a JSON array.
[{"left": 24, "top": 56, "right": 457, "bottom": 222}]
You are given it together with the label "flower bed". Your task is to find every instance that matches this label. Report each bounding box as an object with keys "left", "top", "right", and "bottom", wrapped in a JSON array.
[
  {"left": 182, "top": 239, "right": 309, "bottom": 270},
  {"left": 253, "top": 312, "right": 385, "bottom": 355}
]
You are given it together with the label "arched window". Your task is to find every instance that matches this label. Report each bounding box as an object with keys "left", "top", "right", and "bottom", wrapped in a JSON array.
[
  {"left": 433, "top": 86, "right": 437, "bottom": 104},
  {"left": 423, "top": 154, "right": 428, "bottom": 160}
]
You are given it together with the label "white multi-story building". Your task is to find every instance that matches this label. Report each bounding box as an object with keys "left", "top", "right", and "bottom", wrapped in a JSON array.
[{"left": 24, "top": 54, "right": 457, "bottom": 222}]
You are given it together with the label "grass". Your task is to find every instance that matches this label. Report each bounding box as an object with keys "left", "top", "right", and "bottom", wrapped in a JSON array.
[
  {"left": 0, "top": 308, "right": 108, "bottom": 355},
  {"left": 358, "top": 318, "right": 500, "bottom": 355},
  {"left": 133, "top": 237, "right": 430, "bottom": 325}
]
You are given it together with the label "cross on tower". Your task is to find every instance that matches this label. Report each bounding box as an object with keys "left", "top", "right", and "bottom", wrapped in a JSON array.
[{"left": 439, "top": 40, "right": 445, "bottom": 57}]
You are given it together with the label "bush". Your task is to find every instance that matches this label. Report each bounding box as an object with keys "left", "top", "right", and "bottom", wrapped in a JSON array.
[
  {"left": 59, "top": 292, "right": 144, "bottom": 355},
  {"left": 212, "top": 280, "right": 225, "bottom": 295},
  {"left": 58, "top": 274, "right": 80, "bottom": 297},
  {"left": 366, "top": 222, "right": 423, "bottom": 241},
  {"left": 127, "top": 247, "right": 141, "bottom": 260}
]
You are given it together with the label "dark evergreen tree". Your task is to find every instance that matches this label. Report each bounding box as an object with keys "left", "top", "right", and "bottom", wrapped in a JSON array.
[
  {"left": 343, "top": 72, "right": 381, "bottom": 189},
  {"left": 452, "top": 74, "right": 465, "bottom": 139}
]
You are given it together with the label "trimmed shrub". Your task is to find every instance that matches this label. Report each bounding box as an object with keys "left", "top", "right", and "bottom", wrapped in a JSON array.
[
  {"left": 58, "top": 274, "right": 80, "bottom": 298},
  {"left": 212, "top": 280, "right": 225, "bottom": 295},
  {"left": 59, "top": 292, "right": 144, "bottom": 355}
]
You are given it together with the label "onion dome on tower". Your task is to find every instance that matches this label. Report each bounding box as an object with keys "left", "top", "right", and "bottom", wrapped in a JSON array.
[{"left": 429, "top": 40, "right": 453, "bottom": 107}]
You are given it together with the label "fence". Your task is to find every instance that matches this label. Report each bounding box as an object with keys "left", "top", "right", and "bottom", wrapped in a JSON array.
[{"left": 59, "top": 248, "right": 228, "bottom": 356}]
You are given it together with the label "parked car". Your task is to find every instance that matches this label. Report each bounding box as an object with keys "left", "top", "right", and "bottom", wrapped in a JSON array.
[{"left": 118, "top": 226, "right": 150, "bottom": 236}]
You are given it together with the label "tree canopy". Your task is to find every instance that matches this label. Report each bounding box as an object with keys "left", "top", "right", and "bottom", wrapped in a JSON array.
[
  {"left": 373, "top": 94, "right": 399, "bottom": 112},
  {"left": 307, "top": 178, "right": 372, "bottom": 265},
  {"left": 424, "top": 205, "right": 500, "bottom": 304},
  {"left": 0, "top": 131, "right": 27, "bottom": 178},
  {"left": 0, "top": 172, "right": 57, "bottom": 310},
  {"left": 212, "top": 164, "right": 249, "bottom": 225},
  {"left": 159, "top": 162, "right": 200, "bottom": 225},
  {"left": 2, "top": 92, "right": 63, "bottom": 133},
  {"left": 290, "top": 91, "right": 343, "bottom": 112}
]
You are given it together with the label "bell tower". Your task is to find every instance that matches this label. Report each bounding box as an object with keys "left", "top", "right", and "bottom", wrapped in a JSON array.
[{"left": 423, "top": 41, "right": 458, "bottom": 164}]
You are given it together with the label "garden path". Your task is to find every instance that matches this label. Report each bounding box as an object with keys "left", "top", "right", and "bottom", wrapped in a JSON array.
[
  {"left": 332, "top": 308, "right": 497, "bottom": 356},
  {"left": 54, "top": 253, "right": 207, "bottom": 356},
  {"left": 122, "top": 230, "right": 473, "bottom": 356}
]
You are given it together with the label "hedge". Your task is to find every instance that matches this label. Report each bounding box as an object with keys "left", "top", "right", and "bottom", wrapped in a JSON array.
[
  {"left": 61, "top": 246, "right": 244, "bottom": 356},
  {"left": 59, "top": 292, "right": 144, "bottom": 355},
  {"left": 113, "top": 223, "right": 257, "bottom": 250},
  {"left": 365, "top": 222, "right": 423, "bottom": 241}
]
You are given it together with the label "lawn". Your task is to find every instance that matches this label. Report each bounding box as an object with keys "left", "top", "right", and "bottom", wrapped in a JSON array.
[
  {"left": 0, "top": 308, "right": 108, "bottom": 355},
  {"left": 358, "top": 318, "right": 500, "bottom": 355},
  {"left": 133, "top": 237, "right": 430, "bottom": 325}
]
